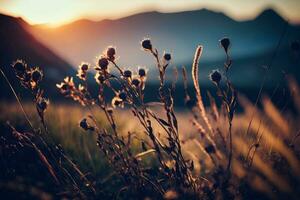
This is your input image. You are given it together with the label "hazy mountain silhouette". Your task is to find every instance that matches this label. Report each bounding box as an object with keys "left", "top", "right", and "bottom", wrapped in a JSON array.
[
  {"left": 0, "top": 14, "right": 74, "bottom": 98},
  {"left": 27, "top": 8, "right": 300, "bottom": 86},
  {"left": 28, "top": 8, "right": 297, "bottom": 61}
]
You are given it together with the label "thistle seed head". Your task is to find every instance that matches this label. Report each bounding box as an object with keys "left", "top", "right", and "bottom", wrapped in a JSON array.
[
  {"left": 60, "top": 83, "right": 69, "bottom": 91},
  {"left": 220, "top": 37, "right": 230, "bottom": 53},
  {"left": 209, "top": 70, "right": 222, "bottom": 84},
  {"left": 123, "top": 69, "right": 132, "bottom": 78},
  {"left": 138, "top": 68, "right": 146, "bottom": 77},
  {"left": 106, "top": 46, "right": 116, "bottom": 61},
  {"left": 141, "top": 38, "right": 152, "bottom": 51},
  {"left": 163, "top": 53, "right": 171, "bottom": 61},
  {"left": 80, "top": 63, "right": 89, "bottom": 71},
  {"left": 12, "top": 60, "right": 27, "bottom": 73},
  {"left": 111, "top": 97, "right": 123, "bottom": 108},
  {"left": 98, "top": 57, "right": 109, "bottom": 70},
  {"left": 79, "top": 118, "right": 94, "bottom": 131},
  {"left": 95, "top": 73, "right": 106, "bottom": 84},
  {"left": 31, "top": 68, "right": 43, "bottom": 83},
  {"left": 56, "top": 77, "right": 74, "bottom": 94},
  {"left": 131, "top": 78, "right": 140, "bottom": 87},
  {"left": 37, "top": 98, "right": 49, "bottom": 111},
  {"left": 79, "top": 118, "right": 89, "bottom": 130}
]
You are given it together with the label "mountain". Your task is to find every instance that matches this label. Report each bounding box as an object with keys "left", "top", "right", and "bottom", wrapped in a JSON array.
[
  {"left": 0, "top": 14, "right": 74, "bottom": 98},
  {"left": 27, "top": 8, "right": 300, "bottom": 86},
  {"left": 28, "top": 8, "right": 299, "bottom": 62}
]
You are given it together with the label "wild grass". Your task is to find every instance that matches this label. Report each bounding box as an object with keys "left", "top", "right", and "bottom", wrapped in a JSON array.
[{"left": 1, "top": 37, "right": 300, "bottom": 200}]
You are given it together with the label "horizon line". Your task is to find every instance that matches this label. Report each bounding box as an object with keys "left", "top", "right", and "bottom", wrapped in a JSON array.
[{"left": 1, "top": 5, "right": 299, "bottom": 28}]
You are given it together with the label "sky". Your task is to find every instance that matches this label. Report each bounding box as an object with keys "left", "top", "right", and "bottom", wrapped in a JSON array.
[{"left": 1, "top": 0, "right": 300, "bottom": 26}]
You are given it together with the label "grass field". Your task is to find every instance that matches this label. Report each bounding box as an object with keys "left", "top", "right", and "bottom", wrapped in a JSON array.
[{"left": 1, "top": 39, "right": 300, "bottom": 200}]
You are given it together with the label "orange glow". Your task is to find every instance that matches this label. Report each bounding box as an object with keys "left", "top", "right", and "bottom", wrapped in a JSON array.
[{"left": 0, "top": 0, "right": 300, "bottom": 26}]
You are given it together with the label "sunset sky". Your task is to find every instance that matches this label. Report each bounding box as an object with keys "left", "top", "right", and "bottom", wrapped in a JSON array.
[{"left": 1, "top": 0, "right": 300, "bottom": 26}]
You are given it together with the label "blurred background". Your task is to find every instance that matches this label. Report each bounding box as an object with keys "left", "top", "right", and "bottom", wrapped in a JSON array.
[
  {"left": 0, "top": 0, "right": 300, "bottom": 103},
  {"left": 1, "top": 1, "right": 300, "bottom": 199}
]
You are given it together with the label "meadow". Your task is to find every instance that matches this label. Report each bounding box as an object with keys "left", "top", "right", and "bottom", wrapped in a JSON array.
[{"left": 1, "top": 38, "right": 300, "bottom": 200}]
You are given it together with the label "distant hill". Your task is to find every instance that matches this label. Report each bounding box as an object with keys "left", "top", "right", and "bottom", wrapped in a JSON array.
[
  {"left": 28, "top": 8, "right": 300, "bottom": 86},
  {"left": 0, "top": 14, "right": 75, "bottom": 98}
]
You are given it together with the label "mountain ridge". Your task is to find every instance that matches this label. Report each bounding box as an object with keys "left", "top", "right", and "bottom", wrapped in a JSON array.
[
  {"left": 1, "top": 7, "right": 299, "bottom": 88},
  {"left": 27, "top": 7, "right": 299, "bottom": 65},
  {"left": 0, "top": 13, "right": 75, "bottom": 98},
  {"left": 33, "top": 7, "right": 291, "bottom": 30}
]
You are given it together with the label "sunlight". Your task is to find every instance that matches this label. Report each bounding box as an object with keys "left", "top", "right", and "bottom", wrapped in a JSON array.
[{"left": 1, "top": 0, "right": 300, "bottom": 25}]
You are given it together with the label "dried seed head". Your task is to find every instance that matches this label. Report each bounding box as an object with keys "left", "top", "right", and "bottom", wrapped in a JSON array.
[
  {"left": 60, "top": 83, "right": 69, "bottom": 91},
  {"left": 131, "top": 78, "right": 140, "bottom": 87},
  {"left": 95, "top": 73, "right": 106, "bottom": 84},
  {"left": 163, "top": 53, "right": 171, "bottom": 61},
  {"left": 106, "top": 46, "right": 116, "bottom": 61},
  {"left": 123, "top": 69, "right": 132, "bottom": 78},
  {"left": 220, "top": 37, "right": 230, "bottom": 53},
  {"left": 98, "top": 57, "right": 109, "bottom": 70},
  {"left": 141, "top": 38, "right": 152, "bottom": 50},
  {"left": 111, "top": 97, "right": 123, "bottom": 108},
  {"left": 31, "top": 68, "right": 43, "bottom": 83},
  {"left": 56, "top": 77, "right": 74, "bottom": 94},
  {"left": 78, "top": 84, "right": 86, "bottom": 93},
  {"left": 118, "top": 91, "right": 127, "bottom": 101},
  {"left": 138, "top": 68, "right": 146, "bottom": 77},
  {"left": 12, "top": 60, "right": 27, "bottom": 73},
  {"left": 291, "top": 41, "right": 300, "bottom": 52},
  {"left": 79, "top": 118, "right": 89, "bottom": 130},
  {"left": 37, "top": 98, "right": 49, "bottom": 111},
  {"left": 210, "top": 70, "right": 222, "bottom": 84},
  {"left": 204, "top": 144, "right": 216, "bottom": 154},
  {"left": 80, "top": 63, "right": 89, "bottom": 71}
]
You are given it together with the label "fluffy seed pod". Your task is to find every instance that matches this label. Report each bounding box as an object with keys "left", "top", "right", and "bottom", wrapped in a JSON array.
[
  {"left": 13, "top": 60, "right": 26, "bottom": 73},
  {"left": 210, "top": 70, "right": 222, "bottom": 84},
  {"left": 111, "top": 97, "right": 123, "bottom": 108},
  {"left": 98, "top": 57, "right": 109, "bottom": 70},
  {"left": 123, "top": 70, "right": 132, "bottom": 78},
  {"left": 60, "top": 83, "right": 69, "bottom": 91},
  {"left": 95, "top": 73, "right": 106, "bottom": 84},
  {"left": 37, "top": 98, "right": 49, "bottom": 111},
  {"left": 31, "top": 68, "right": 43, "bottom": 83},
  {"left": 131, "top": 78, "right": 140, "bottom": 87},
  {"left": 79, "top": 118, "right": 94, "bottom": 131},
  {"left": 78, "top": 84, "right": 87, "bottom": 93},
  {"left": 80, "top": 63, "right": 89, "bottom": 71},
  {"left": 79, "top": 118, "right": 89, "bottom": 130},
  {"left": 163, "top": 53, "right": 171, "bottom": 61},
  {"left": 141, "top": 38, "right": 152, "bottom": 50},
  {"left": 138, "top": 68, "right": 146, "bottom": 77},
  {"left": 106, "top": 46, "right": 116, "bottom": 61}
]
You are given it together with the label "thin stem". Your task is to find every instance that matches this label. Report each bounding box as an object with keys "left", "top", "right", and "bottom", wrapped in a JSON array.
[
  {"left": 0, "top": 68, "right": 34, "bottom": 130},
  {"left": 226, "top": 121, "right": 233, "bottom": 172}
]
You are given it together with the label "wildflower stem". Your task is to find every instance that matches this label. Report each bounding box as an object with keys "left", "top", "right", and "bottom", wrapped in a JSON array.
[
  {"left": 226, "top": 121, "right": 233, "bottom": 172},
  {"left": 111, "top": 61, "right": 124, "bottom": 76},
  {"left": 0, "top": 68, "right": 34, "bottom": 130}
]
